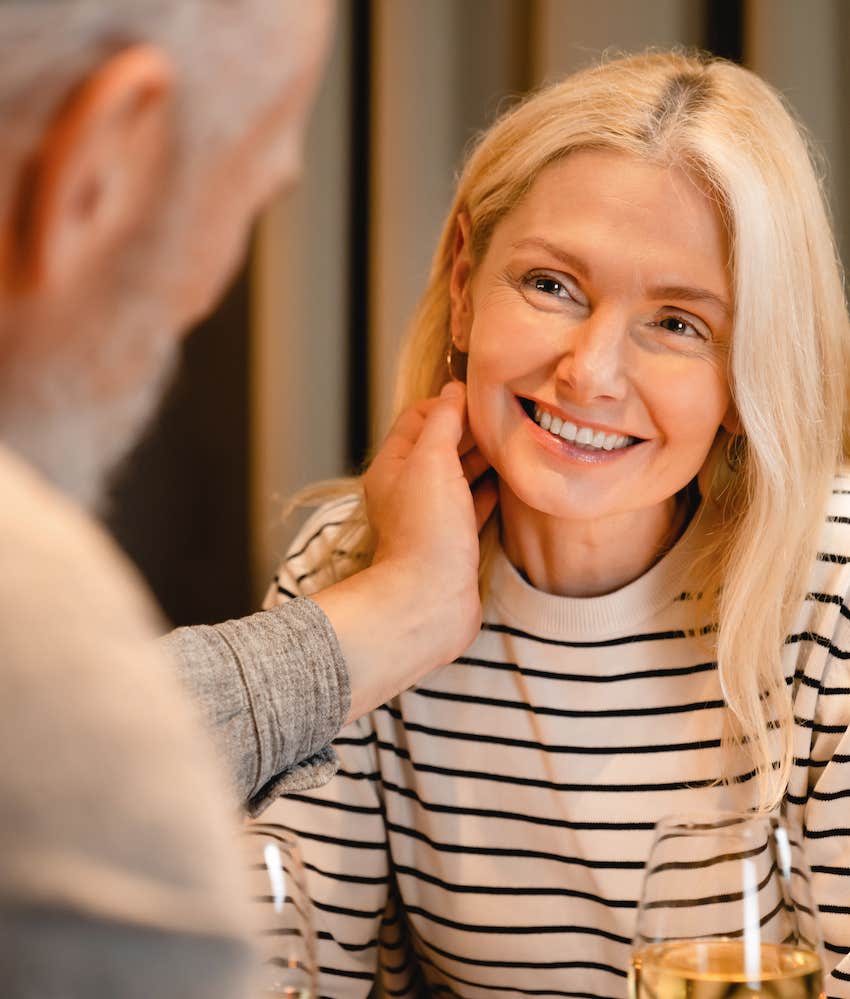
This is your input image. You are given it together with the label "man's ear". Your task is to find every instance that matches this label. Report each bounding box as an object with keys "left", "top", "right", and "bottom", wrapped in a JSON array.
[
  {"left": 449, "top": 210, "right": 474, "bottom": 352},
  {"left": 15, "top": 44, "right": 174, "bottom": 294}
]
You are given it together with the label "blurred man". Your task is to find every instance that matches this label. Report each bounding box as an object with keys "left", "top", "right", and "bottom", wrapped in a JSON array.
[{"left": 0, "top": 1, "right": 494, "bottom": 996}]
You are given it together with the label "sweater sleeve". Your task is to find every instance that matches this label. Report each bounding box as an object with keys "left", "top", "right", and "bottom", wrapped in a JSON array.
[
  {"left": 247, "top": 501, "right": 390, "bottom": 997},
  {"left": 161, "top": 595, "right": 351, "bottom": 816}
]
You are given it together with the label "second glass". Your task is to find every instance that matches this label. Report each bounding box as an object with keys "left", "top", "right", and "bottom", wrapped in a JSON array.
[{"left": 629, "top": 812, "right": 824, "bottom": 999}]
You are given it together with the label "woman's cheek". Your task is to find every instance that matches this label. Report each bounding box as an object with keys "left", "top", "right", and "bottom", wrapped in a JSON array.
[{"left": 464, "top": 374, "right": 502, "bottom": 471}]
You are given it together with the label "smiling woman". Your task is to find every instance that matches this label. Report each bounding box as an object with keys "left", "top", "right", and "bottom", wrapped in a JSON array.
[
  {"left": 248, "top": 50, "right": 850, "bottom": 999},
  {"left": 449, "top": 150, "right": 736, "bottom": 598}
]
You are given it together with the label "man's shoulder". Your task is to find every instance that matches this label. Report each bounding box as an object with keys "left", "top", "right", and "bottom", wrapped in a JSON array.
[
  {"left": 0, "top": 444, "right": 164, "bottom": 645},
  {"left": 0, "top": 444, "right": 248, "bottom": 941}
]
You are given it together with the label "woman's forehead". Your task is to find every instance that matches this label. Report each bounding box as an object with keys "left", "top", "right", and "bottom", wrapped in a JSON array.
[{"left": 485, "top": 149, "right": 731, "bottom": 303}]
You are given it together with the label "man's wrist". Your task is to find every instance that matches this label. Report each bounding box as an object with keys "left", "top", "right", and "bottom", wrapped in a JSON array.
[{"left": 312, "top": 560, "right": 467, "bottom": 723}]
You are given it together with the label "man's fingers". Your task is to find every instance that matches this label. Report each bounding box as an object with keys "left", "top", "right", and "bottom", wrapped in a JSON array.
[
  {"left": 472, "top": 470, "right": 499, "bottom": 531},
  {"left": 461, "top": 446, "right": 490, "bottom": 486},
  {"left": 412, "top": 383, "right": 467, "bottom": 454},
  {"left": 374, "top": 397, "right": 442, "bottom": 463},
  {"left": 458, "top": 427, "right": 477, "bottom": 457}
]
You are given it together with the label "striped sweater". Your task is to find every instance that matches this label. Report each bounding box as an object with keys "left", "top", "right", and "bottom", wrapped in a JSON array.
[{"left": 252, "top": 481, "right": 850, "bottom": 999}]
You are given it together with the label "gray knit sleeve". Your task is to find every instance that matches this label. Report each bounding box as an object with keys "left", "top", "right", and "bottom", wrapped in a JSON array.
[{"left": 160, "top": 597, "right": 351, "bottom": 816}]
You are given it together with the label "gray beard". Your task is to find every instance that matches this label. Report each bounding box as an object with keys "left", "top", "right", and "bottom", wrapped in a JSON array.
[{"left": 0, "top": 333, "right": 180, "bottom": 514}]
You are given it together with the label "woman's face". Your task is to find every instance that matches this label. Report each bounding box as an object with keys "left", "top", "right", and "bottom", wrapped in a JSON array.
[{"left": 450, "top": 149, "right": 736, "bottom": 528}]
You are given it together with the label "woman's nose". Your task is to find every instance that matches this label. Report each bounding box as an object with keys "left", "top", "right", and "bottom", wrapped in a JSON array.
[{"left": 554, "top": 310, "right": 628, "bottom": 403}]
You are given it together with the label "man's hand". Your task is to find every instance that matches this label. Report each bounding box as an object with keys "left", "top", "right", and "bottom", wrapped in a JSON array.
[{"left": 312, "top": 383, "right": 498, "bottom": 722}]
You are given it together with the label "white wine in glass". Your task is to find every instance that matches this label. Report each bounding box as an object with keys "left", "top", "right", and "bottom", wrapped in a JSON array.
[{"left": 630, "top": 813, "right": 824, "bottom": 999}]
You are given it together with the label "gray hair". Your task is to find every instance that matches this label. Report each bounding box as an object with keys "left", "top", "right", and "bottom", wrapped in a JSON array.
[{"left": 0, "top": 0, "right": 307, "bottom": 214}]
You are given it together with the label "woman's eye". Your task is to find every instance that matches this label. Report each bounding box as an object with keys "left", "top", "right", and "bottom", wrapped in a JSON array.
[
  {"left": 659, "top": 317, "right": 689, "bottom": 335},
  {"left": 652, "top": 314, "right": 708, "bottom": 340},
  {"left": 533, "top": 276, "right": 567, "bottom": 296},
  {"left": 523, "top": 272, "right": 579, "bottom": 302}
]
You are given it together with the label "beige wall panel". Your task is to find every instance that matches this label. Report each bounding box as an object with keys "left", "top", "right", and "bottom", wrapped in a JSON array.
[
  {"left": 370, "top": 0, "right": 464, "bottom": 440},
  {"left": 250, "top": 7, "right": 351, "bottom": 597},
  {"left": 746, "top": 0, "right": 848, "bottom": 266},
  {"left": 532, "top": 0, "right": 704, "bottom": 84},
  {"left": 369, "top": 0, "right": 523, "bottom": 440}
]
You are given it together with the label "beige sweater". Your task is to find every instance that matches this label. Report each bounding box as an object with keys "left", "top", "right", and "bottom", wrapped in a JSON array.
[{"left": 0, "top": 443, "right": 349, "bottom": 997}]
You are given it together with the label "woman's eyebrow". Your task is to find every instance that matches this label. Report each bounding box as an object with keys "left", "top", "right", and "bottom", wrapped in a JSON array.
[
  {"left": 510, "top": 236, "right": 731, "bottom": 319},
  {"left": 509, "top": 237, "right": 590, "bottom": 279},
  {"left": 648, "top": 283, "right": 732, "bottom": 320}
]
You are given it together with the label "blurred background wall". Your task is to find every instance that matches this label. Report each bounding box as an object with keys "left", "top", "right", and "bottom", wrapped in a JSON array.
[{"left": 108, "top": 0, "right": 850, "bottom": 627}]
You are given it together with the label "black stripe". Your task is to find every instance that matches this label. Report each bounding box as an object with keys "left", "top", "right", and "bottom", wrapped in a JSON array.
[
  {"left": 286, "top": 792, "right": 382, "bottom": 815},
  {"left": 380, "top": 955, "right": 413, "bottom": 976},
  {"left": 286, "top": 518, "right": 352, "bottom": 561},
  {"left": 319, "top": 965, "right": 374, "bottom": 981},
  {"left": 794, "top": 716, "right": 849, "bottom": 734},
  {"left": 334, "top": 731, "right": 377, "bottom": 748},
  {"left": 832, "top": 968, "right": 850, "bottom": 981},
  {"left": 378, "top": 706, "right": 721, "bottom": 756},
  {"left": 820, "top": 904, "right": 850, "bottom": 915},
  {"left": 810, "top": 865, "right": 850, "bottom": 876},
  {"left": 335, "top": 767, "right": 380, "bottom": 781},
  {"left": 393, "top": 863, "right": 636, "bottom": 908},
  {"left": 305, "top": 859, "right": 390, "bottom": 886},
  {"left": 794, "top": 754, "right": 850, "bottom": 768},
  {"left": 824, "top": 942, "right": 850, "bottom": 955},
  {"left": 809, "top": 788, "right": 850, "bottom": 802},
  {"left": 455, "top": 655, "right": 717, "bottom": 685},
  {"left": 380, "top": 777, "right": 654, "bottom": 831},
  {"left": 275, "top": 584, "right": 298, "bottom": 600},
  {"left": 404, "top": 902, "right": 631, "bottom": 944},
  {"left": 413, "top": 686, "right": 724, "bottom": 718},
  {"left": 313, "top": 898, "right": 384, "bottom": 920},
  {"left": 795, "top": 668, "right": 850, "bottom": 696},
  {"left": 786, "top": 632, "right": 850, "bottom": 659},
  {"left": 482, "top": 620, "right": 693, "bottom": 648},
  {"left": 316, "top": 930, "right": 378, "bottom": 954},
  {"left": 265, "top": 822, "right": 386, "bottom": 851},
  {"left": 377, "top": 741, "right": 749, "bottom": 792},
  {"left": 385, "top": 818, "right": 644, "bottom": 869},
  {"left": 818, "top": 552, "right": 850, "bottom": 564},
  {"left": 805, "top": 826, "right": 850, "bottom": 839},
  {"left": 807, "top": 592, "right": 850, "bottom": 621},
  {"left": 827, "top": 516, "right": 850, "bottom": 524}
]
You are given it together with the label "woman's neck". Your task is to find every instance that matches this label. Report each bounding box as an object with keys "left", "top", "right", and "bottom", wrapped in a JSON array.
[{"left": 499, "top": 483, "right": 688, "bottom": 598}]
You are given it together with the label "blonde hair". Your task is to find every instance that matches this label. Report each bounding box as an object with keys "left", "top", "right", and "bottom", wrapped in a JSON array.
[{"left": 292, "top": 50, "right": 850, "bottom": 812}]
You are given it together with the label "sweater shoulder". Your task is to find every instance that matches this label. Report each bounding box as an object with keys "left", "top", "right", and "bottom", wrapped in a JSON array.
[{"left": 266, "top": 496, "right": 365, "bottom": 604}]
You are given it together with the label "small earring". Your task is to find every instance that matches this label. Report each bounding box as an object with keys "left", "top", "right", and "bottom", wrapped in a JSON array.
[{"left": 446, "top": 342, "right": 468, "bottom": 382}]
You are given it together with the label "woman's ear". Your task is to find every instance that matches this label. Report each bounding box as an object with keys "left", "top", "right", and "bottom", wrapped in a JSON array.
[
  {"left": 15, "top": 44, "right": 174, "bottom": 294},
  {"left": 449, "top": 210, "right": 474, "bottom": 352},
  {"left": 721, "top": 400, "right": 742, "bottom": 436}
]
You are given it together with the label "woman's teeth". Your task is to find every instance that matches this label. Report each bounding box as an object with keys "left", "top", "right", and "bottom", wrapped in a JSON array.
[{"left": 533, "top": 404, "right": 632, "bottom": 451}]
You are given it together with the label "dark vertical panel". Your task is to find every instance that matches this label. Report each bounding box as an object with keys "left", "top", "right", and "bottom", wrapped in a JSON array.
[
  {"left": 347, "top": 0, "right": 372, "bottom": 472},
  {"left": 107, "top": 256, "right": 253, "bottom": 628},
  {"left": 705, "top": 0, "right": 744, "bottom": 62}
]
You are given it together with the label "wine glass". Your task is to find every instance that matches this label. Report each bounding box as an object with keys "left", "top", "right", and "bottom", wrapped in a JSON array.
[
  {"left": 630, "top": 812, "right": 824, "bottom": 999},
  {"left": 239, "top": 823, "right": 318, "bottom": 999}
]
